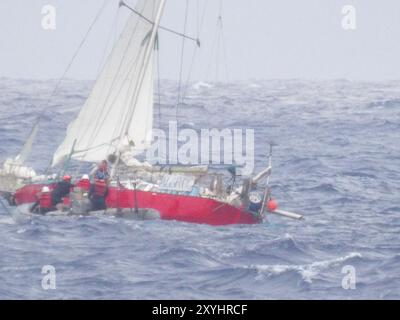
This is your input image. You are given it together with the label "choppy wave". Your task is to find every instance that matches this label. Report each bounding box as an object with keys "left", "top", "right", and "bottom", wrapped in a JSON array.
[{"left": 0, "top": 78, "right": 400, "bottom": 299}]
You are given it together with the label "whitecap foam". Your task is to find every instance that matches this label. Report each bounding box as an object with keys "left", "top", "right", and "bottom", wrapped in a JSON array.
[
  {"left": 248, "top": 83, "right": 262, "bottom": 89},
  {"left": 0, "top": 216, "right": 15, "bottom": 225},
  {"left": 192, "top": 81, "right": 213, "bottom": 90},
  {"left": 250, "top": 252, "right": 362, "bottom": 283}
]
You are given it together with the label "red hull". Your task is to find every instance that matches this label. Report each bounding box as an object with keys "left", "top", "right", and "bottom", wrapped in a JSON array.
[{"left": 14, "top": 184, "right": 261, "bottom": 226}]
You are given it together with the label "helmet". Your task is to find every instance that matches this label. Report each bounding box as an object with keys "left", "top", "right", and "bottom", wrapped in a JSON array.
[
  {"left": 81, "top": 174, "right": 89, "bottom": 180},
  {"left": 63, "top": 175, "right": 72, "bottom": 181},
  {"left": 42, "top": 186, "right": 50, "bottom": 193}
]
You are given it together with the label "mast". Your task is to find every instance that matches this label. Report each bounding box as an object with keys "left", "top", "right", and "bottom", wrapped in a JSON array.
[
  {"left": 111, "top": 0, "right": 166, "bottom": 177},
  {"left": 119, "top": 0, "right": 166, "bottom": 151}
]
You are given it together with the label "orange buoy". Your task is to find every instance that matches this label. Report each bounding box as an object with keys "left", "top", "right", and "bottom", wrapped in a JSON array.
[{"left": 267, "top": 199, "right": 278, "bottom": 212}]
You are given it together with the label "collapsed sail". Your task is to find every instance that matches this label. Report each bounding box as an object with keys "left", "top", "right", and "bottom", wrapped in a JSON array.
[{"left": 52, "top": 0, "right": 166, "bottom": 167}]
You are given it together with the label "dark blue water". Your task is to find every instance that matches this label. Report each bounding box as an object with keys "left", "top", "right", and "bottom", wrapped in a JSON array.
[{"left": 0, "top": 78, "right": 399, "bottom": 299}]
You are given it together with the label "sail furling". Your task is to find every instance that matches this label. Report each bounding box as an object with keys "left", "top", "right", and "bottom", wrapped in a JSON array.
[{"left": 52, "top": 0, "right": 166, "bottom": 167}]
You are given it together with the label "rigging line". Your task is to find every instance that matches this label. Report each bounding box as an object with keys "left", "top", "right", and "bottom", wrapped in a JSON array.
[
  {"left": 44, "top": 0, "right": 109, "bottom": 174},
  {"left": 215, "top": 32, "right": 221, "bottom": 82},
  {"left": 215, "top": 4, "right": 223, "bottom": 82},
  {"left": 181, "top": 0, "right": 209, "bottom": 103},
  {"left": 41, "top": 0, "right": 109, "bottom": 118},
  {"left": 181, "top": 44, "right": 198, "bottom": 104},
  {"left": 196, "top": 0, "right": 200, "bottom": 38},
  {"left": 221, "top": 27, "right": 230, "bottom": 82},
  {"left": 219, "top": 0, "right": 229, "bottom": 82},
  {"left": 205, "top": 26, "right": 218, "bottom": 82},
  {"left": 120, "top": 0, "right": 200, "bottom": 47},
  {"left": 200, "top": 0, "right": 210, "bottom": 33},
  {"left": 157, "top": 38, "right": 162, "bottom": 127},
  {"left": 205, "top": 0, "right": 227, "bottom": 83},
  {"left": 176, "top": 0, "right": 190, "bottom": 120}
]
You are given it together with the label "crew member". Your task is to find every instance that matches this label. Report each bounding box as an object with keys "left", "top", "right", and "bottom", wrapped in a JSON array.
[
  {"left": 92, "top": 160, "right": 110, "bottom": 183},
  {"left": 52, "top": 175, "right": 74, "bottom": 209},
  {"left": 30, "top": 186, "right": 54, "bottom": 214},
  {"left": 76, "top": 174, "right": 91, "bottom": 192},
  {"left": 89, "top": 178, "right": 108, "bottom": 211}
]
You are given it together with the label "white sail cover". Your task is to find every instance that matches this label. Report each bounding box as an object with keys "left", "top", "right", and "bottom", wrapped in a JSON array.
[{"left": 52, "top": 0, "right": 165, "bottom": 167}]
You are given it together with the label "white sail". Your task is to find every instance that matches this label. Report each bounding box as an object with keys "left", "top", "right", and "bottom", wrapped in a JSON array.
[
  {"left": 15, "top": 123, "right": 39, "bottom": 165},
  {"left": 52, "top": 0, "right": 166, "bottom": 167},
  {"left": 0, "top": 123, "right": 38, "bottom": 192}
]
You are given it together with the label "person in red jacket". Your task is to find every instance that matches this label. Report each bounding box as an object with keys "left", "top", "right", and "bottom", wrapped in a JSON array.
[
  {"left": 30, "top": 186, "right": 54, "bottom": 214},
  {"left": 89, "top": 179, "right": 109, "bottom": 211},
  {"left": 76, "top": 174, "right": 91, "bottom": 192}
]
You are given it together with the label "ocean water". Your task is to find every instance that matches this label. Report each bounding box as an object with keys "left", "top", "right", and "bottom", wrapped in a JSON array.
[{"left": 0, "top": 78, "right": 399, "bottom": 299}]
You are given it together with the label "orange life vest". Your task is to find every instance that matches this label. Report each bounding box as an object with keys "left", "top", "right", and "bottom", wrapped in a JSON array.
[
  {"left": 93, "top": 179, "right": 107, "bottom": 197},
  {"left": 39, "top": 193, "right": 53, "bottom": 209},
  {"left": 76, "top": 179, "right": 91, "bottom": 191},
  {"left": 63, "top": 197, "right": 71, "bottom": 206}
]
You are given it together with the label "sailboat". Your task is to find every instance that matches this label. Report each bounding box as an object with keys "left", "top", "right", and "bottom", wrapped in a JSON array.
[{"left": 0, "top": 0, "right": 303, "bottom": 225}]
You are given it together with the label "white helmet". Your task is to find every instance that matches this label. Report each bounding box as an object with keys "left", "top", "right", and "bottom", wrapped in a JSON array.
[
  {"left": 81, "top": 174, "right": 90, "bottom": 180},
  {"left": 42, "top": 186, "right": 50, "bottom": 193}
]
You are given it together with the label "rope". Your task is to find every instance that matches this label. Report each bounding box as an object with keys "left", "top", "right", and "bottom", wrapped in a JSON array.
[
  {"left": 176, "top": 0, "right": 190, "bottom": 120},
  {"left": 41, "top": 0, "right": 109, "bottom": 118},
  {"left": 181, "top": 0, "right": 209, "bottom": 103},
  {"left": 156, "top": 39, "right": 162, "bottom": 127},
  {"left": 42, "top": 0, "right": 109, "bottom": 175},
  {"left": 205, "top": 0, "right": 229, "bottom": 83},
  {"left": 219, "top": 0, "right": 230, "bottom": 82},
  {"left": 120, "top": 0, "right": 200, "bottom": 46}
]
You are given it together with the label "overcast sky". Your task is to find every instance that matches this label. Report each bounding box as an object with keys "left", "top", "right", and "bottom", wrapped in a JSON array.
[{"left": 0, "top": 0, "right": 400, "bottom": 81}]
